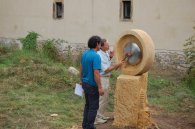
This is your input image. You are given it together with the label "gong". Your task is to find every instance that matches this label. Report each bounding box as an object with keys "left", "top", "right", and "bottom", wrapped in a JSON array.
[
  {"left": 115, "top": 29, "right": 155, "bottom": 75},
  {"left": 123, "top": 42, "right": 142, "bottom": 65}
]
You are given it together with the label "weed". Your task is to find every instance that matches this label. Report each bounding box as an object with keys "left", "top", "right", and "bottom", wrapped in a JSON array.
[
  {"left": 183, "top": 31, "right": 195, "bottom": 92},
  {"left": 65, "top": 45, "right": 74, "bottom": 66},
  {"left": 0, "top": 44, "right": 12, "bottom": 55},
  {"left": 0, "top": 44, "right": 15, "bottom": 67},
  {"left": 19, "top": 31, "right": 39, "bottom": 50},
  {"left": 74, "top": 50, "right": 83, "bottom": 68},
  {"left": 107, "top": 70, "right": 120, "bottom": 112},
  {"left": 42, "top": 39, "right": 59, "bottom": 61}
]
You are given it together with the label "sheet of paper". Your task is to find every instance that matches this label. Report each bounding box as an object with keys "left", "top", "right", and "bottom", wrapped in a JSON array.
[{"left": 74, "top": 83, "right": 84, "bottom": 97}]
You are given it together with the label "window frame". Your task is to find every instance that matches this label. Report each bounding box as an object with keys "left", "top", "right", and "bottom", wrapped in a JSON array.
[
  {"left": 53, "top": 0, "right": 64, "bottom": 19},
  {"left": 120, "top": 0, "right": 133, "bottom": 21}
]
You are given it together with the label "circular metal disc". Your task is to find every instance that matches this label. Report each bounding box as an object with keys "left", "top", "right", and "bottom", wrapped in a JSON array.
[{"left": 123, "top": 42, "right": 142, "bottom": 65}]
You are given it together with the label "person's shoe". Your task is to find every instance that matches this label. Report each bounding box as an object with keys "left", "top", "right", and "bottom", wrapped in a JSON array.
[
  {"left": 97, "top": 114, "right": 110, "bottom": 120},
  {"left": 94, "top": 117, "right": 107, "bottom": 125}
]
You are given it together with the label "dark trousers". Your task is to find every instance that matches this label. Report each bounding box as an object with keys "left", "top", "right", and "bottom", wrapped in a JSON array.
[{"left": 82, "top": 83, "right": 99, "bottom": 129}]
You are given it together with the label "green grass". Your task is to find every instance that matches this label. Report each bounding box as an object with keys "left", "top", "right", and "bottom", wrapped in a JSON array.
[
  {"left": 0, "top": 49, "right": 83, "bottom": 129},
  {"left": 0, "top": 48, "right": 195, "bottom": 128},
  {"left": 148, "top": 75, "right": 195, "bottom": 112},
  {"left": 0, "top": 87, "right": 84, "bottom": 129}
]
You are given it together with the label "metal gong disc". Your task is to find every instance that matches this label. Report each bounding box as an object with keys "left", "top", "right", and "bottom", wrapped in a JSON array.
[{"left": 123, "top": 42, "right": 142, "bottom": 65}]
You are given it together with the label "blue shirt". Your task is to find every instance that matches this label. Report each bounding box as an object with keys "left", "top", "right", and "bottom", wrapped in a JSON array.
[
  {"left": 97, "top": 50, "right": 111, "bottom": 77},
  {"left": 81, "top": 49, "right": 101, "bottom": 87}
]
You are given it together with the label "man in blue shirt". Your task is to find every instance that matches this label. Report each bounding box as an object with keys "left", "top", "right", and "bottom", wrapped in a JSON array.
[{"left": 80, "top": 35, "right": 104, "bottom": 129}]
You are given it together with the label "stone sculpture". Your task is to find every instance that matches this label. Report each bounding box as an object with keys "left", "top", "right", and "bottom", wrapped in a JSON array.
[{"left": 113, "top": 29, "right": 159, "bottom": 129}]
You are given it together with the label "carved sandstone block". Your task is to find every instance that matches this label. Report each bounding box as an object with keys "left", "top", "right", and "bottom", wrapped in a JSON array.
[{"left": 113, "top": 73, "right": 148, "bottom": 127}]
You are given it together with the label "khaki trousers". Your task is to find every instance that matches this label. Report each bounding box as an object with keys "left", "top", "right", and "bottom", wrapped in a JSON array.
[{"left": 97, "top": 76, "right": 110, "bottom": 116}]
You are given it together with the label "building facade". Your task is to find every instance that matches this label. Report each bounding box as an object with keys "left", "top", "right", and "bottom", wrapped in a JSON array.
[{"left": 0, "top": 0, "right": 195, "bottom": 50}]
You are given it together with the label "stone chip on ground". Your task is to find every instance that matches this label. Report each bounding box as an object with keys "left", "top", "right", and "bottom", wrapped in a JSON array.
[
  {"left": 68, "top": 66, "right": 79, "bottom": 76},
  {"left": 50, "top": 113, "right": 58, "bottom": 117}
]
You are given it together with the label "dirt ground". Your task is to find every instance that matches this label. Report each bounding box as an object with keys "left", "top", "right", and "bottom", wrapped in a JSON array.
[{"left": 95, "top": 106, "right": 195, "bottom": 129}]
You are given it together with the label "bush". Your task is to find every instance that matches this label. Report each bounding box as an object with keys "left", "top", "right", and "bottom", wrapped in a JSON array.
[
  {"left": 20, "top": 31, "right": 39, "bottom": 50},
  {"left": 183, "top": 31, "right": 195, "bottom": 92},
  {"left": 186, "top": 68, "right": 195, "bottom": 92},
  {"left": 42, "top": 39, "right": 59, "bottom": 61}
]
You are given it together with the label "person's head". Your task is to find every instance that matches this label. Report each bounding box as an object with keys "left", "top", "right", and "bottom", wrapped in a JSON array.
[
  {"left": 88, "top": 35, "right": 101, "bottom": 51},
  {"left": 100, "top": 38, "right": 109, "bottom": 52}
]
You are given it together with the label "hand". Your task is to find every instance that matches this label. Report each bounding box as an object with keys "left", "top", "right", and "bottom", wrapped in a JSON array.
[
  {"left": 122, "top": 52, "right": 133, "bottom": 61},
  {"left": 128, "top": 51, "right": 134, "bottom": 57},
  {"left": 109, "top": 50, "right": 114, "bottom": 59},
  {"left": 117, "top": 60, "right": 125, "bottom": 67},
  {"left": 119, "top": 60, "right": 125, "bottom": 65},
  {"left": 115, "top": 61, "right": 125, "bottom": 70},
  {"left": 98, "top": 87, "right": 104, "bottom": 96},
  {"left": 79, "top": 82, "right": 83, "bottom": 86}
]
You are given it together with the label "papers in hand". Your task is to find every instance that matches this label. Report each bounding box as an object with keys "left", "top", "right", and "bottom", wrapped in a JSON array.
[{"left": 74, "top": 83, "right": 84, "bottom": 97}]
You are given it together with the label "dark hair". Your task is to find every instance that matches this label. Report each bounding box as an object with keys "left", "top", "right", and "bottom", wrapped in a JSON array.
[
  {"left": 100, "top": 38, "right": 107, "bottom": 47},
  {"left": 88, "top": 35, "right": 101, "bottom": 48}
]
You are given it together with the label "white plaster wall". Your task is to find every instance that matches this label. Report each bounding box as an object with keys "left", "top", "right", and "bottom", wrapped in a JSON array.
[{"left": 0, "top": 0, "right": 194, "bottom": 50}]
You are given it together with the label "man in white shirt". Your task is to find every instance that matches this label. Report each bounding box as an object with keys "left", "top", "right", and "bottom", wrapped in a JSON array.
[{"left": 95, "top": 39, "right": 124, "bottom": 124}]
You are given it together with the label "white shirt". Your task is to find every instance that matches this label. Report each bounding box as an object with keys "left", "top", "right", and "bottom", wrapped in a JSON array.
[{"left": 97, "top": 49, "right": 111, "bottom": 77}]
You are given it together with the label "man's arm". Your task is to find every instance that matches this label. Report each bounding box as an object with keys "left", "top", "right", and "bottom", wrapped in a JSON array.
[
  {"left": 94, "top": 70, "right": 104, "bottom": 96},
  {"left": 104, "top": 52, "right": 133, "bottom": 73},
  {"left": 104, "top": 61, "right": 124, "bottom": 73}
]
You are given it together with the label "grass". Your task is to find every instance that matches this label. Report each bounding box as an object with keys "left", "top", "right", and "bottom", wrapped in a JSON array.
[
  {"left": 148, "top": 75, "right": 195, "bottom": 112},
  {"left": 0, "top": 87, "right": 84, "bottom": 129},
  {"left": 0, "top": 49, "right": 83, "bottom": 129},
  {"left": 0, "top": 47, "right": 194, "bottom": 128}
]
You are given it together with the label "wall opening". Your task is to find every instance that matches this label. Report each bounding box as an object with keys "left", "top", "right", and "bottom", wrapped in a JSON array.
[
  {"left": 120, "top": 0, "right": 132, "bottom": 21},
  {"left": 53, "top": 0, "right": 64, "bottom": 19}
]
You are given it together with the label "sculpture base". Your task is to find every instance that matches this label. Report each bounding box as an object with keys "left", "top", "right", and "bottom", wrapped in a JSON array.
[{"left": 113, "top": 73, "right": 156, "bottom": 128}]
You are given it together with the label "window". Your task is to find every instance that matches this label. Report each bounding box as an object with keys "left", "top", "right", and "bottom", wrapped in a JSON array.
[
  {"left": 53, "top": 0, "right": 64, "bottom": 19},
  {"left": 120, "top": 0, "right": 132, "bottom": 21}
]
